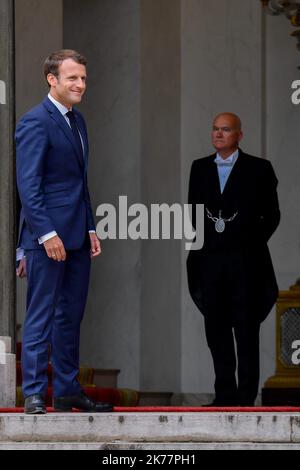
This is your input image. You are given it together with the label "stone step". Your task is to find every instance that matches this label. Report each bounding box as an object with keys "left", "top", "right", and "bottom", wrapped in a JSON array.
[
  {"left": 0, "top": 441, "right": 299, "bottom": 450},
  {"left": 0, "top": 412, "right": 300, "bottom": 449}
]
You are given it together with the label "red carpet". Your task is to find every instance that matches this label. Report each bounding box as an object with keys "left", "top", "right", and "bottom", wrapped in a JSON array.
[{"left": 0, "top": 406, "right": 300, "bottom": 413}]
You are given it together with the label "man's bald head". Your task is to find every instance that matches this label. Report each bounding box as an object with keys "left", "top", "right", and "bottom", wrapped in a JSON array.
[
  {"left": 212, "top": 113, "right": 243, "bottom": 159},
  {"left": 213, "top": 112, "right": 242, "bottom": 131}
]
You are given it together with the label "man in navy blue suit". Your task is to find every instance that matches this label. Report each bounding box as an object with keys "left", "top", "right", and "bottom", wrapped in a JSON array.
[{"left": 16, "top": 49, "right": 112, "bottom": 413}]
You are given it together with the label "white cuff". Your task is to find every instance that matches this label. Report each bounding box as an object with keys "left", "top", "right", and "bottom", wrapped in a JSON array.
[
  {"left": 16, "top": 247, "right": 25, "bottom": 261},
  {"left": 38, "top": 231, "right": 57, "bottom": 244}
]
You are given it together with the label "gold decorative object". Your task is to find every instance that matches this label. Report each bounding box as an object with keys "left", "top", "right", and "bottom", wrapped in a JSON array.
[
  {"left": 262, "top": 280, "right": 300, "bottom": 405},
  {"left": 261, "top": 1, "right": 300, "bottom": 63}
]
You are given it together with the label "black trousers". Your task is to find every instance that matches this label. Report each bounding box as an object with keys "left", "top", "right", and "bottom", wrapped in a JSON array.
[{"left": 201, "top": 249, "right": 260, "bottom": 405}]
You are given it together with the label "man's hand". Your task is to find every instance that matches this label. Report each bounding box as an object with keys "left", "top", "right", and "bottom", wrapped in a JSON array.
[
  {"left": 16, "top": 257, "right": 27, "bottom": 278},
  {"left": 89, "top": 232, "right": 101, "bottom": 258},
  {"left": 44, "top": 235, "right": 66, "bottom": 261}
]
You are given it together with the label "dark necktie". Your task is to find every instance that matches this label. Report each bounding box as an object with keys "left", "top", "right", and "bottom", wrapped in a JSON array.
[{"left": 66, "top": 110, "right": 84, "bottom": 162}]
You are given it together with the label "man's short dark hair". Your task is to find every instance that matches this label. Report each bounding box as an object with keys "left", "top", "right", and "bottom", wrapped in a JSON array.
[{"left": 43, "top": 49, "right": 87, "bottom": 85}]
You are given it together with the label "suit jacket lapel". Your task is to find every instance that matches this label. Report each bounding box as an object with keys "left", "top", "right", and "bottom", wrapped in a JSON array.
[
  {"left": 207, "top": 154, "right": 222, "bottom": 200},
  {"left": 43, "top": 97, "right": 84, "bottom": 169}
]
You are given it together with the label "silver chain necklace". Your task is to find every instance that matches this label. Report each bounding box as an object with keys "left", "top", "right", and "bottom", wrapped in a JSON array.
[{"left": 206, "top": 208, "right": 238, "bottom": 233}]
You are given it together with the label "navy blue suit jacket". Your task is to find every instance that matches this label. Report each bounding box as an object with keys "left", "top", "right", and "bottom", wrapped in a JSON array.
[{"left": 16, "top": 97, "right": 95, "bottom": 250}]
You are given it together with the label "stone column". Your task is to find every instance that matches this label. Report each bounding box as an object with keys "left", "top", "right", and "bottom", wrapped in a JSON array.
[
  {"left": 0, "top": 0, "right": 16, "bottom": 343},
  {"left": 140, "top": 0, "right": 181, "bottom": 392},
  {"left": 0, "top": 0, "right": 16, "bottom": 407}
]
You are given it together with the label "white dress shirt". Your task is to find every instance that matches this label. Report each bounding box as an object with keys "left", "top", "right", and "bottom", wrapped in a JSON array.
[{"left": 214, "top": 149, "right": 239, "bottom": 193}]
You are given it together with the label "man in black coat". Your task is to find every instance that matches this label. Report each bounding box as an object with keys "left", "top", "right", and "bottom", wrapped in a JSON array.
[{"left": 187, "top": 113, "right": 280, "bottom": 406}]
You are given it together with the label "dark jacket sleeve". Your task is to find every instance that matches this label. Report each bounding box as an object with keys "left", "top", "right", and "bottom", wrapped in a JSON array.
[
  {"left": 85, "top": 181, "right": 96, "bottom": 232},
  {"left": 16, "top": 114, "right": 56, "bottom": 239},
  {"left": 260, "top": 161, "right": 280, "bottom": 241}
]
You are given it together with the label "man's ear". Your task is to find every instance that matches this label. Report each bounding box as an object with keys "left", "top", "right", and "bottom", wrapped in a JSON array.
[{"left": 47, "top": 73, "right": 57, "bottom": 88}]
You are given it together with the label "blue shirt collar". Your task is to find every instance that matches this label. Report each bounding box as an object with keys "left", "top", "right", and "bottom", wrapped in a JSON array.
[{"left": 214, "top": 149, "right": 239, "bottom": 165}]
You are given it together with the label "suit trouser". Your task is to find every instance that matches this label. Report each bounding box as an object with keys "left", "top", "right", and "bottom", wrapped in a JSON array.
[
  {"left": 201, "top": 249, "right": 260, "bottom": 405},
  {"left": 22, "top": 246, "right": 91, "bottom": 398}
]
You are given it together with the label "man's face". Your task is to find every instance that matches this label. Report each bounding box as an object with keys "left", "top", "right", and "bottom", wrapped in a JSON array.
[
  {"left": 211, "top": 115, "right": 243, "bottom": 157},
  {"left": 47, "top": 58, "right": 87, "bottom": 108}
]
